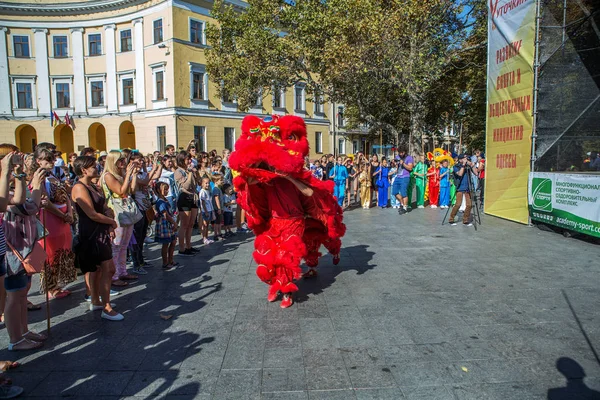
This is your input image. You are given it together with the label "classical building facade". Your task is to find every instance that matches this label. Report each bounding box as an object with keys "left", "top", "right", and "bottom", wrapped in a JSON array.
[{"left": 0, "top": 0, "right": 333, "bottom": 157}]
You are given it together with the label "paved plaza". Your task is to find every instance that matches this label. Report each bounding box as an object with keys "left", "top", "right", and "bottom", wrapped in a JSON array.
[{"left": 0, "top": 206, "right": 599, "bottom": 399}]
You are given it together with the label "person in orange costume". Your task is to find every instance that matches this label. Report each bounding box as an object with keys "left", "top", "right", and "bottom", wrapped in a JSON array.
[{"left": 427, "top": 160, "right": 440, "bottom": 208}]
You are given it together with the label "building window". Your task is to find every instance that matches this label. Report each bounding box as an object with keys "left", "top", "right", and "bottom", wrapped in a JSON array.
[
  {"left": 157, "top": 126, "right": 166, "bottom": 152},
  {"left": 122, "top": 78, "right": 134, "bottom": 105},
  {"left": 194, "top": 126, "right": 206, "bottom": 152},
  {"left": 13, "top": 36, "right": 30, "bottom": 58},
  {"left": 294, "top": 85, "right": 305, "bottom": 111},
  {"left": 16, "top": 83, "right": 32, "bottom": 109},
  {"left": 153, "top": 19, "right": 163, "bottom": 44},
  {"left": 315, "top": 132, "right": 323, "bottom": 153},
  {"left": 56, "top": 83, "right": 70, "bottom": 108},
  {"left": 89, "top": 34, "right": 102, "bottom": 56},
  {"left": 273, "top": 87, "right": 284, "bottom": 108},
  {"left": 338, "top": 138, "right": 345, "bottom": 155},
  {"left": 192, "top": 72, "right": 205, "bottom": 100},
  {"left": 222, "top": 88, "right": 233, "bottom": 104},
  {"left": 155, "top": 71, "right": 164, "bottom": 100},
  {"left": 190, "top": 19, "right": 205, "bottom": 45},
  {"left": 120, "top": 30, "right": 132, "bottom": 52},
  {"left": 352, "top": 140, "right": 359, "bottom": 153},
  {"left": 337, "top": 106, "right": 345, "bottom": 128},
  {"left": 53, "top": 36, "right": 68, "bottom": 58},
  {"left": 314, "top": 92, "right": 324, "bottom": 114},
  {"left": 91, "top": 81, "right": 104, "bottom": 107},
  {"left": 224, "top": 127, "right": 235, "bottom": 151}
]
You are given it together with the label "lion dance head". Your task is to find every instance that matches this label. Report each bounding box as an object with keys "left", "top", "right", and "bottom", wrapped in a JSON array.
[{"left": 228, "top": 115, "right": 309, "bottom": 182}]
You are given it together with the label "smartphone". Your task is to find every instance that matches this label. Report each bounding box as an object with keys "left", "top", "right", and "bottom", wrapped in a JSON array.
[{"left": 12, "top": 154, "right": 23, "bottom": 165}]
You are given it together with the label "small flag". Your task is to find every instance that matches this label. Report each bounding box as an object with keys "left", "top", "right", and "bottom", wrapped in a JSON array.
[
  {"left": 53, "top": 111, "right": 60, "bottom": 127},
  {"left": 65, "top": 113, "right": 71, "bottom": 127}
]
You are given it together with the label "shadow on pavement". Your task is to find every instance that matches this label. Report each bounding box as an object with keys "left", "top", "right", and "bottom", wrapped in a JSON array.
[
  {"left": 547, "top": 357, "right": 600, "bottom": 399},
  {"left": 296, "top": 244, "right": 376, "bottom": 303}
]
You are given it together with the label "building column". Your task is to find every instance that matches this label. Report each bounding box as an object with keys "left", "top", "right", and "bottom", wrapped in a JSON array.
[
  {"left": 0, "top": 28, "right": 10, "bottom": 115},
  {"left": 104, "top": 24, "right": 118, "bottom": 112},
  {"left": 133, "top": 18, "right": 146, "bottom": 110},
  {"left": 33, "top": 28, "right": 51, "bottom": 115},
  {"left": 70, "top": 28, "right": 86, "bottom": 115}
]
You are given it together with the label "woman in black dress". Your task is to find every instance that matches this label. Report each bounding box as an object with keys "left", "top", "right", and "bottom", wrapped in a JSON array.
[
  {"left": 71, "top": 156, "right": 123, "bottom": 321},
  {"left": 370, "top": 154, "right": 380, "bottom": 206}
]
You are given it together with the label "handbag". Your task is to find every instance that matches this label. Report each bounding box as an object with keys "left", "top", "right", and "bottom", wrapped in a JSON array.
[
  {"left": 5, "top": 240, "right": 47, "bottom": 275},
  {"left": 102, "top": 179, "right": 143, "bottom": 226}
]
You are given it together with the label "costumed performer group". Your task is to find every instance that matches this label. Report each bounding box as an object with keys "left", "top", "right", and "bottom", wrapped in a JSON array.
[{"left": 228, "top": 115, "right": 346, "bottom": 308}]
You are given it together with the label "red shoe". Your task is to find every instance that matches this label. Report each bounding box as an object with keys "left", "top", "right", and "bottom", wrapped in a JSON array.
[
  {"left": 333, "top": 254, "right": 341, "bottom": 265},
  {"left": 267, "top": 285, "right": 280, "bottom": 302},
  {"left": 280, "top": 294, "right": 293, "bottom": 308},
  {"left": 303, "top": 268, "right": 318, "bottom": 279}
]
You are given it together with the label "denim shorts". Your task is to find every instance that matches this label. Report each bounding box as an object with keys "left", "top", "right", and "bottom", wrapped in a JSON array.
[
  {"left": 5, "top": 270, "right": 31, "bottom": 292},
  {"left": 392, "top": 177, "right": 411, "bottom": 198}
]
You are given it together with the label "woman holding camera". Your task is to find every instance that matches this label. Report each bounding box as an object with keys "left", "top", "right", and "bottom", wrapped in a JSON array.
[
  {"left": 174, "top": 151, "right": 199, "bottom": 256},
  {"left": 0, "top": 145, "right": 48, "bottom": 350},
  {"left": 101, "top": 150, "right": 139, "bottom": 287}
]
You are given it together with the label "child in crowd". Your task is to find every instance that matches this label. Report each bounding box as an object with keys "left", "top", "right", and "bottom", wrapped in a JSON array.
[
  {"left": 439, "top": 159, "right": 450, "bottom": 208},
  {"left": 311, "top": 160, "right": 324, "bottom": 180},
  {"left": 427, "top": 159, "right": 440, "bottom": 208},
  {"left": 358, "top": 164, "right": 371, "bottom": 209},
  {"left": 199, "top": 177, "right": 215, "bottom": 245},
  {"left": 154, "top": 182, "right": 177, "bottom": 270},
  {"left": 221, "top": 183, "right": 236, "bottom": 237},
  {"left": 211, "top": 174, "right": 224, "bottom": 241},
  {"left": 389, "top": 161, "right": 400, "bottom": 208}
]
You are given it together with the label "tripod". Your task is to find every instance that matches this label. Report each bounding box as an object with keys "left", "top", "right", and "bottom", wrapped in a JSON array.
[{"left": 442, "top": 166, "right": 481, "bottom": 230}]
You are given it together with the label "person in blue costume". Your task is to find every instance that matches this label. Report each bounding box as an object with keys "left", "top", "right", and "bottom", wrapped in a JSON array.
[
  {"left": 329, "top": 156, "right": 348, "bottom": 207},
  {"left": 374, "top": 157, "right": 391, "bottom": 208}
]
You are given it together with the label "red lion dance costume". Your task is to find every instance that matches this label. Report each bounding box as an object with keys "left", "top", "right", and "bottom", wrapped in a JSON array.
[{"left": 229, "top": 115, "right": 346, "bottom": 308}]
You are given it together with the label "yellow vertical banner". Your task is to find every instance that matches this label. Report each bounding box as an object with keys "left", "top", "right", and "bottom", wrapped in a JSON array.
[{"left": 484, "top": 0, "right": 537, "bottom": 224}]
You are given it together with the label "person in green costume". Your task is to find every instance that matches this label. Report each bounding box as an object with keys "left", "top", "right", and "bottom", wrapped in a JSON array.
[{"left": 412, "top": 154, "right": 427, "bottom": 208}]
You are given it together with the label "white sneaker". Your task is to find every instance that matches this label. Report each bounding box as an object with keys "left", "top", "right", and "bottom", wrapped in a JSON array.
[
  {"left": 101, "top": 311, "right": 124, "bottom": 321},
  {"left": 203, "top": 238, "right": 214, "bottom": 245},
  {"left": 418, "top": 205, "right": 424, "bottom": 209},
  {"left": 431, "top": 205, "right": 437, "bottom": 209}
]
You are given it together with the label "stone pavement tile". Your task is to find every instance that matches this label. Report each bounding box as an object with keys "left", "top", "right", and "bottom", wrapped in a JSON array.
[
  {"left": 139, "top": 332, "right": 203, "bottom": 371},
  {"left": 335, "top": 329, "right": 377, "bottom": 348},
  {"left": 262, "top": 368, "right": 306, "bottom": 392},
  {"left": 299, "top": 318, "right": 334, "bottom": 333},
  {"left": 101, "top": 334, "right": 162, "bottom": 371},
  {"left": 389, "top": 361, "right": 453, "bottom": 387},
  {"left": 168, "top": 367, "right": 220, "bottom": 396},
  {"left": 267, "top": 330, "right": 301, "bottom": 348},
  {"left": 405, "top": 326, "right": 451, "bottom": 344},
  {"left": 2, "top": 371, "right": 49, "bottom": 395},
  {"left": 304, "top": 365, "right": 352, "bottom": 390},
  {"left": 29, "top": 371, "right": 95, "bottom": 396},
  {"left": 122, "top": 370, "right": 178, "bottom": 397},
  {"left": 339, "top": 347, "right": 386, "bottom": 367},
  {"left": 448, "top": 339, "right": 506, "bottom": 361},
  {"left": 75, "top": 371, "right": 135, "bottom": 396},
  {"left": 346, "top": 365, "right": 396, "bottom": 389},
  {"left": 302, "top": 348, "right": 344, "bottom": 367},
  {"left": 354, "top": 388, "right": 406, "bottom": 399},
  {"left": 474, "top": 358, "right": 539, "bottom": 384},
  {"left": 261, "top": 391, "right": 309, "bottom": 400},
  {"left": 307, "top": 389, "right": 357, "bottom": 399},
  {"left": 264, "top": 346, "right": 304, "bottom": 368},
  {"left": 221, "top": 345, "right": 264, "bottom": 369},
  {"left": 214, "top": 369, "right": 262, "bottom": 398},
  {"left": 400, "top": 386, "right": 455, "bottom": 400},
  {"left": 300, "top": 331, "right": 340, "bottom": 349},
  {"left": 448, "top": 382, "right": 546, "bottom": 400},
  {"left": 385, "top": 344, "right": 440, "bottom": 364}
]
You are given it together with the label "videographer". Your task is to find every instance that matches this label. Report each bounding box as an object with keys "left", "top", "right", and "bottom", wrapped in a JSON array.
[{"left": 448, "top": 154, "right": 478, "bottom": 226}]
